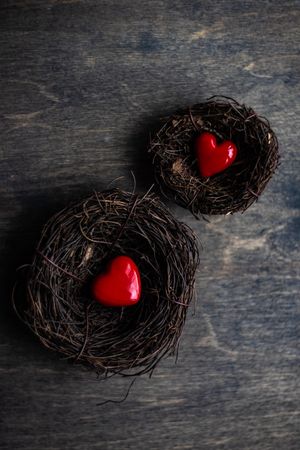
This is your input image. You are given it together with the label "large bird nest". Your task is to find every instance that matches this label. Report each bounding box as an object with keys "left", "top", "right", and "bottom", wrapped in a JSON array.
[
  {"left": 13, "top": 189, "right": 199, "bottom": 377},
  {"left": 149, "top": 96, "right": 279, "bottom": 216}
]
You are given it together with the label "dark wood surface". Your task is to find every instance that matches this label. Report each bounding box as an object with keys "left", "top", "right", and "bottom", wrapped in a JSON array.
[{"left": 1, "top": 1, "right": 299, "bottom": 449}]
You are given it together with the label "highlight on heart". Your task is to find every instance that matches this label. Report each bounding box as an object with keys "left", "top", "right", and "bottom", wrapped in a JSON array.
[
  {"left": 148, "top": 96, "right": 279, "bottom": 216},
  {"left": 12, "top": 189, "right": 199, "bottom": 377}
]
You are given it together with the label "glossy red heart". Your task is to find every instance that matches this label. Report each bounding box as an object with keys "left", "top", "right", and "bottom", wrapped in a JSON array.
[
  {"left": 92, "top": 256, "right": 141, "bottom": 307},
  {"left": 195, "top": 132, "right": 237, "bottom": 177}
]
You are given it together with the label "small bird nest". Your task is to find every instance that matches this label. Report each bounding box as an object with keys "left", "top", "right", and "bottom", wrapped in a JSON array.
[
  {"left": 149, "top": 96, "right": 279, "bottom": 215},
  {"left": 13, "top": 189, "right": 199, "bottom": 377}
]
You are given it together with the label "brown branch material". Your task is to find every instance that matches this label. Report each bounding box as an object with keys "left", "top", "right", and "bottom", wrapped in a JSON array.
[
  {"left": 148, "top": 97, "right": 280, "bottom": 216},
  {"left": 12, "top": 189, "right": 200, "bottom": 377}
]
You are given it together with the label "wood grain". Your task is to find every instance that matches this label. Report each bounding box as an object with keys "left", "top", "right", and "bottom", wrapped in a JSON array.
[{"left": 0, "top": 1, "right": 299, "bottom": 449}]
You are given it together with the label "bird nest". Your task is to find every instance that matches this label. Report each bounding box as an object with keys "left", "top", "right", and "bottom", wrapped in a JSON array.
[
  {"left": 13, "top": 189, "right": 199, "bottom": 377},
  {"left": 149, "top": 96, "right": 279, "bottom": 216}
]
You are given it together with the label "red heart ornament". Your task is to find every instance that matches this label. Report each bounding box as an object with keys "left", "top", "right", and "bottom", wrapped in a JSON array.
[
  {"left": 195, "top": 132, "right": 237, "bottom": 177},
  {"left": 92, "top": 256, "right": 141, "bottom": 307}
]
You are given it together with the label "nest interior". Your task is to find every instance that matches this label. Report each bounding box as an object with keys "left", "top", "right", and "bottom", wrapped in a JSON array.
[
  {"left": 13, "top": 189, "right": 199, "bottom": 377},
  {"left": 149, "top": 96, "right": 280, "bottom": 215}
]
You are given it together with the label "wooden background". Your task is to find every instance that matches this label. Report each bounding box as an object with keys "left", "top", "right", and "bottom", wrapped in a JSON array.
[{"left": 0, "top": 1, "right": 299, "bottom": 449}]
